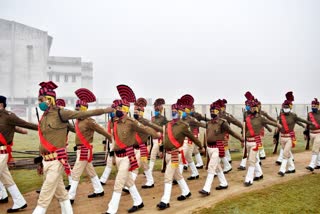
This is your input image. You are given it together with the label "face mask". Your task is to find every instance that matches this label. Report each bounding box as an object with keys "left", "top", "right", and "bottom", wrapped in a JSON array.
[
  {"left": 245, "top": 105, "right": 250, "bottom": 111},
  {"left": 39, "top": 102, "right": 49, "bottom": 111},
  {"left": 181, "top": 112, "right": 187, "bottom": 119},
  {"left": 109, "top": 112, "right": 115, "bottom": 118},
  {"left": 154, "top": 111, "right": 160, "bottom": 117},
  {"left": 172, "top": 111, "right": 179, "bottom": 119},
  {"left": 312, "top": 108, "right": 318, "bottom": 113},
  {"left": 283, "top": 108, "right": 290, "bottom": 113},
  {"left": 211, "top": 114, "right": 217, "bottom": 119},
  {"left": 190, "top": 111, "right": 194, "bottom": 116},
  {"left": 116, "top": 110, "right": 124, "bottom": 118},
  {"left": 133, "top": 113, "right": 139, "bottom": 119}
]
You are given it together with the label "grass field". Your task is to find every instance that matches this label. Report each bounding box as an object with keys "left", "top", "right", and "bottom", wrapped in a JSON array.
[{"left": 198, "top": 173, "right": 320, "bottom": 214}]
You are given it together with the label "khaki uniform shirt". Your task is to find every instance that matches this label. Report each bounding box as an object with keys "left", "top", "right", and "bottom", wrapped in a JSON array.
[
  {"left": 220, "top": 111, "right": 243, "bottom": 129},
  {"left": 307, "top": 111, "right": 320, "bottom": 130},
  {"left": 183, "top": 115, "right": 206, "bottom": 130},
  {"left": 0, "top": 109, "right": 38, "bottom": 146},
  {"left": 113, "top": 116, "right": 159, "bottom": 151},
  {"left": 207, "top": 118, "right": 242, "bottom": 142},
  {"left": 75, "top": 117, "right": 112, "bottom": 146},
  {"left": 134, "top": 117, "right": 162, "bottom": 145},
  {"left": 151, "top": 115, "right": 168, "bottom": 126},
  {"left": 278, "top": 112, "right": 312, "bottom": 134},
  {"left": 245, "top": 114, "right": 278, "bottom": 137},
  {"left": 163, "top": 119, "right": 203, "bottom": 151},
  {"left": 39, "top": 106, "right": 112, "bottom": 153}
]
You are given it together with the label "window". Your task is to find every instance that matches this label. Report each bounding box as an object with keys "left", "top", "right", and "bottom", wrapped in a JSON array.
[
  {"left": 72, "top": 75, "right": 76, "bottom": 82},
  {"left": 48, "top": 74, "right": 52, "bottom": 81},
  {"left": 65, "top": 75, "right": 68, "bottom": 82},
  {"left": 56, "top": 74, "right": 60, "bottom": 82}
]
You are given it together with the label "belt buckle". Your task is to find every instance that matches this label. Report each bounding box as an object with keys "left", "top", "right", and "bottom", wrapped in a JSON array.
[{"left": 49, "top": 153, "right": 55, "bottom": 159}]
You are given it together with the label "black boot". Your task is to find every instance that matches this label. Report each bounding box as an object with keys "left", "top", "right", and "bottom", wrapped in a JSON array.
[
  {"left": 156, "top": 202, "right": 170, "bottom": 210},
  {"left": 7, "top": 204, "right": 27, "bottom": 213},
  {"left": 88, "top": 191, "right": 104, "bottom": 198},
  {"left": 128, "top": 202, "right": 144, "bottom": 213}
]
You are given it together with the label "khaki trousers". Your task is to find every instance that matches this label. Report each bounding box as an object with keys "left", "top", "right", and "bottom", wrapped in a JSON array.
[
  {"left": 164, "top": 152, "right": 184, "bottom": 183},
  {"left": 37, "top": 160, "right": 69, "bottom": 208},
  {"left": 311, "top": 133, "right": 320, "bottom": 154},
  {"left": 149, "top": 139, "right": 160, "bottom": 162},
  {"left": 72, "top": 150, "right": 97, "bottom": 181},
  {"left": 0, "top": 154, "right": 15, "bottom": 187},
  {"left": 113, "top": 156, "right": 135, "bottom": 192}
]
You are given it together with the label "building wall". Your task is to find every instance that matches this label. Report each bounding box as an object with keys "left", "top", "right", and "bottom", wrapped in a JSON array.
[
  {"left": 47, "top": 56, "right": 82, "bottom": 101},
  {"left": 0, "top": 19, "right": 52, "bottom": 99},
  {"left": 81, "top": 62, "right": 93, "bottom": 90}
]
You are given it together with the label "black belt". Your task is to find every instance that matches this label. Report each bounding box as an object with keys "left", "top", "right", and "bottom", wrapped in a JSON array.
[
  {"left": 207, "top": 142, "right": 217, "bottom": 146},
  {"left": 133, "top": 144, "right": 140, "bottom": 149},
  {"left": 115, "top": 149, "right": 126, "bottom": 155}
]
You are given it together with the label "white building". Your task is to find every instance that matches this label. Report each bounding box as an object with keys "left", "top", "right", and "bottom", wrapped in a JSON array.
[
  {"left": 0, "top": 18, "right": 93, "bottom": 121},
  {"left": 47, "top": 56, "right": 93, "bottom": 105},
  {"left": 0, "top": 18, "right": 52, "bottom": 104}
]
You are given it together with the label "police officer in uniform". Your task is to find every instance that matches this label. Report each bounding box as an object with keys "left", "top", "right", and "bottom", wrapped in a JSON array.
[
  {"left": 217, "top": 99, "right": 243, "bottom": 173},
  {"left": 277, "top": 92, "right": 312, "bottom": 176},
  {"left": 149, "top": 98, "right": 168, "bottom": 173},
  {"left": 100, "top": 110, "right": 117, "bottom": 185},
  {"left": 189, "top": 105, "right": 207, "bottom": 169},
  {"left": 104, "top": 97, "right": 160, "bottom": 214},
  {"left": 33, "top": 82, "right": 113, "bottom": 214},
  {"left": 68, "top": 88, "right": 112, "bottom": 204},
  {"left": 306, "top": 98, "right": 320, "bottom": 171},
  {"left": 243, "top": 99, "right": 280, "bottom": 186},
  {"left": 131, "top": 98, "right": 162, "bottom": 189},
  {"left": 199, "top": 101, "right": 243, "bottom": 196},
  {"left": 0, "top": 95, "right": 38, "bottom": 213},
  {"left": 156, "top": 102, "right": 204, "bottom": 210},
  {"left": 179, "top": 95, "right": 206, "bottom": 180}
]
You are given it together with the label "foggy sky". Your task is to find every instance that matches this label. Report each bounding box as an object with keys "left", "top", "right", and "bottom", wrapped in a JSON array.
[{"left": 1, "top": 0, "right": 319, "bottom": 104}]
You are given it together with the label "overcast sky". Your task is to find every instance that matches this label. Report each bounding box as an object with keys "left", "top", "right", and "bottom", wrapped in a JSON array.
[{"left": 1, "top": 0, "right": 319, "bottom": 104}]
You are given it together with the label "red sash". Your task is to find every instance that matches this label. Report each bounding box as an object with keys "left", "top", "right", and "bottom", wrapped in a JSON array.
[
  {"left": 75, "top": 120, "right": 93, "bottom": 162},
  {"left": 245, "top": 116, "right": 255, "bottom": 137},
  {"left": 280, "top": 114, "right": 290, "bottom": 133},
  {"left": 167, "top": 121, "right": 181, "bottom": 149},
  {"left": 38, "top": 115, "right": 57, "bottom": 152},
  {"left": 0, "top": 133, "right": 14, "bottom": 163},
  {"left": 280, "top": 114, "right": 297, "bottom": 148},
  {"left": 38, "top": 114, "right": 71, "bottom": 175},
  {"left": 180, "top": 150, "right": 187, "bottom": 164},
  {"left": 245, "top": 116, "right": 262, "bottom": 151},
  {"left": 113, "top": 121, "right": 127, "bottom": 149},
  {"left": 309, "top": 112, "right": 320, "bottom": 129},
  {"left": 217, "top": 140, "right": 225, "bottom": 157},
  {"left": 0, "top": 133, "right": 7, "bottom": 146},
  {"left": 135, "top": 133, "right": 144, "bottom": 145},
  {"left": 107, "top": 121, "right": 111, "bottom": 134}
]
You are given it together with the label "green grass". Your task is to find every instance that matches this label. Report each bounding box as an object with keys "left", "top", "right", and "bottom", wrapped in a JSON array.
[{"left": 198, "top": 173, "right": 320, "bottom": 214}]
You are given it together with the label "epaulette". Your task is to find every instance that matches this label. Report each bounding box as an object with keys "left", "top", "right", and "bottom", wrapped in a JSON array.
[
  {"left": 220, "top": 118, "right": 227, "bottom": 123},
  {"left": 219, "top": 118, "right": 227, "bottom": 125}
]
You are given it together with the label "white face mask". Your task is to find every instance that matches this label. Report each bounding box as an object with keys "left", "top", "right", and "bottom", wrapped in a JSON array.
[{"left": 283, "top": 108, "right": 291, "bottom": 113}]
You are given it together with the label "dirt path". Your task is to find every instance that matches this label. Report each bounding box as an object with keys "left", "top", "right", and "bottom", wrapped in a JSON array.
[{"left": 1, "top": 151, "right": 316, "bottom": 214}]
